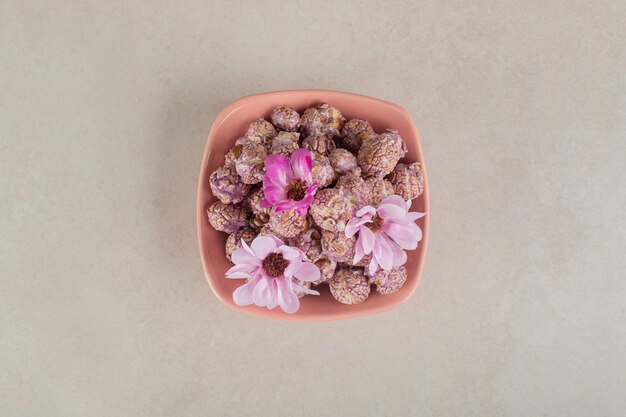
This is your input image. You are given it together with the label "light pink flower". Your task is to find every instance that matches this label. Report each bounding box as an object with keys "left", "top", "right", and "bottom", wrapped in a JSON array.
[
  {"left": 345, "top": 195, "right": 425, "bottom": 275},
  {"left": 225, "top": 235, "right": 320, "bottom": 314},
  {"left": 260, "top": 148, "right": 319, "bottom": 215}
]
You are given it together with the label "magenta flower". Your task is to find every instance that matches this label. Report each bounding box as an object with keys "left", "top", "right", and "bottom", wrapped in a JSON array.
[
  {"left": 225, "top": 235, "right": 320, "bottom": 314},
  {"left": 260, "top": 148, "right": 319, "bottom": 215},
  {"left": 345, "top": 195, "right": 425, "bottom": 275}
]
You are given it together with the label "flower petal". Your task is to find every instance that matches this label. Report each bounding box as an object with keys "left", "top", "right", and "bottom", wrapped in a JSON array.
[
  {"left": 264, "top": 154, "right": 291, "bottom": 187},
  {"left": 279, "top": 245, "right": 301, "bottom": 260},
  {"left": 231, "top": 246, "right": 261, "bottom": 266},
  {"left": 284, "top": 258, "right": 303, "bottom": 278},
  {"left": 345, "top": 216, "right": 372, "bottom": 237},
  {"left": 356, "top": 206, "right": 376, "bottom": 217},
  {"left": 225, "top": 264, "right": 257, "bottom": 279},
  {"left": 291, "top": 148, "right": 313, "bottom": 182},
  {"left": 359, "top": 226, "right": 375, "bottom": 253},
  {"left": 379, "top": 195, "right": 409, "bottom": 210},
  {"left": 377, "top": 203, "right": 407, "bottom": 219},
  {"left": 251, "top": 236, "right": 277, "bottom": 259},
  {"left": 373, "top": 237, "right": 393, "bottom": 270},
  {"left": 276, "top": 278, "right": 300, "bottom": 314},
  {"left": 295, "top": 204, "right": 309, "bottom": 216},
  {"left": 263, "top": 234, "right": 284, "bottom": 247},
  {"left": 253, "top": 277, "right": 275, "bottom": 307},
  {"left": 294, "top": 262, "right": 320, "bottom": 282},
  {"left": 232, "top": 276, "right": 261, "bottom": 306},
  {"left": 383, "top": 234, "right": 407, "bottom": 267},
  {"left": 267, "top": 282, "right": 279, "bottom": 309},
  {"left": 408, "top": 211, "right": 427, "bottom": 221},
  {"left": 368, "top": 256, "right": 378, "bottom": 275},
  {"left": 306, "top": 184, "right": 319, "bottom": 195},
  {"left": 275, "top": 200, "right": 297, "bottom": 213},
  {"left": 353, "top": 240, "right": 365, "bottom": 264},
  {"left": 292, "top": 283, "right": 320, "bottom": 296},
  {"left": 383, "top": 222, "right": 419, "bottom": 250},
  {"left": 240, "top": 239, "right": 255, "bottom": 256},
  {"left": 262, "top": 182, "right": 287, "bottom": 205}
]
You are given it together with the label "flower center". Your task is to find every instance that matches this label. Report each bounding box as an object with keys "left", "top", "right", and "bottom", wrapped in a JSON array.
[
  {"left": 262, "top": 252, "right": 289, "bottom": 277},
  {"left": 286, "top": 180, "right": 308, "bottom": 201},
  {"left": 365, "top": 214, "right": 384, "bottom": 233}
]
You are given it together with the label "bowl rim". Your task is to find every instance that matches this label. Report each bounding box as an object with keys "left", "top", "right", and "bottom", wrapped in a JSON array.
[{"left": 197, "top": 89, "right": 429, "bottom": 322}]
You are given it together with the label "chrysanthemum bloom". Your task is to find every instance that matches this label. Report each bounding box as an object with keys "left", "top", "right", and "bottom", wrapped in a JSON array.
[
  {"left": 345, "top": 195, "right": 425, "bottom": 275},
  {"left": 260, "top": 148, "right": 319, "bottom": 216},
  {"left": 225, "top": 235, "right": 320, "bottom": 314}
]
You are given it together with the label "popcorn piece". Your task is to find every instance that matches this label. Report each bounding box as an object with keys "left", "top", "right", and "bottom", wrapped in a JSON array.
[
  {"left": 224, "top": 144, "right": 243, "bottom": 167},
  {"left": 209, "top": 165, "right": 250, "bottom": 204},
  {"left": 245, "top": 186, "right": 272, "bottom": 229},
  {"left": 341, "top": 118, "right": 374, "bottom": 153},
  {"left": 388, "top": 162, "right": 425, "bottom": 200},
  {"left": 363, "top": 177, "right": 395, "bottom": 206},
  {"left": 206, "top": 201, "right": 248, "bottom": 233},
  {"left": 370, "top": 266, "right": 408, "bottom": 294},
  {"left": 336, "top": 174, "right": 367, "bottom": 207},
  {"left": 235, "top": 139, "right": 267, "bottom": 184},
  {"left": 270, "top": 105, "right": 301, "bottom": 132},
  {"left": 312, "top": 258, "right": 337, "bottom": 285},
  {"left": 328, "top": 148, "right": 358, "bottom": 174},
  {"left": 290, "top": 230, "right": 335, "bottom": 283},
  {"left": 310, "top": 151, "right": 334, "bottom": 188},
  {"left": 244, "top": 186, "right": 267, "bottom": 214},
  {"left": 249, "top": 212, "right": 270, "bottom": 230},
  {"left": 257, "top": 224, "right": 283, "bottom": 240},
  {"left": 302, "top": 134, "right": 336, "bottom": 156},
  {"left": 293, "top": 278, "right": 312, "bottom": 298},
  {"left": 288, "top": 227, "right": 322, "bottom": 254},
  {"left": 225, "top": 227, "right": 256, "bottom": 260},
  {"left": 245, "top": 118, "right": 276, "bottom": 150},
  {"left": 321, "top": 230, "right": 356, "bottom": 262},
  {"left": 357, "top": 129, "right": 407, "bottom": 178},
  {"left": 268, "top": 208, "right": 309, "bottom": 238},
  {"left": 300, "top": 103, "right": 346, "bottom": 137},
  {"left": 270, "top": 131, "right": 300, "bottom": 157},
  {"left": 329, "top": 268, "right": 371, "bottom": 304},
  {"left": 353, "top": 253, "right": 373, "bottom": 269},
  {"left": 309, "top": 188, "right": 356, "bottom": 232}
]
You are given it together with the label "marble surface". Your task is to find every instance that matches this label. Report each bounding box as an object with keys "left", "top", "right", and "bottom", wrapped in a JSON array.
[{"left": 1, "top": 1, "right": 625, "bottom": 416}]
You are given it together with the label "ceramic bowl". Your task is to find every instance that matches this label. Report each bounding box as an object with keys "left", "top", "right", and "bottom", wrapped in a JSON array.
[{"left": 197, "top": 90, "right": 429, "bottom": 321}]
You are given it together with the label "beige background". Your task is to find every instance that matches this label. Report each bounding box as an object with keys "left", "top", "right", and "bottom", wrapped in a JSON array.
[{"left": 1, "top": 1, "right": 625, "bottom": 416}]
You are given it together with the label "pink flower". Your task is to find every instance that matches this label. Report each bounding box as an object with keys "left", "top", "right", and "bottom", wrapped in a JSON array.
[
  {"left": 345, "top": 195, "right": 425, "bottom": 275},
  {"left": 225, "top": 235, "right": 320, "bottom": 314},
  {"left": 260, "top": 148, "right": 319, "bottom": 215}
]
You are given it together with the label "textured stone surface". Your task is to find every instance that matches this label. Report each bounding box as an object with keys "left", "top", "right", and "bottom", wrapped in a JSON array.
[{"left": 2, "top": 2, "right": 626, "bottom": 416}]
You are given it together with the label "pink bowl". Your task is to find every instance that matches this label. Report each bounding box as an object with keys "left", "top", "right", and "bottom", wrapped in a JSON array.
[{"left": 197, "top": 90, "right": 429, "bottom": 322}]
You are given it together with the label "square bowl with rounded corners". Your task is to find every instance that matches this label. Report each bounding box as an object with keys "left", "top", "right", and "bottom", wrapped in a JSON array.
[{"left": 197, "top": 90, "right": 429, "bottom": 322}]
